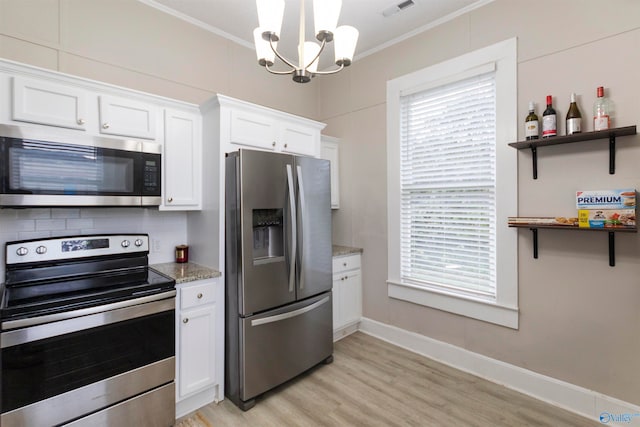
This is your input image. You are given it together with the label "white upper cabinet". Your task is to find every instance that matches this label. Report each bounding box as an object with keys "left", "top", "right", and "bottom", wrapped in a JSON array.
[
  {"left": 280, "top": 121, "right": 318, "bottom": 156},
  {"left": 320, "top": 135, "right": 340, "bottom": 209},
  {"left": 12, "top": 76, "right": 88, "bottom": 130},
  {"left": 162, "top": 108, "right": 202, "bottom": 210},
  {"left": 229, "top": 108, "right": 278, "bottom": 150},
  {"left": 215, "top": 94, "right": 325, "bottom": 158},
  {"left": 98, "top": 95, "right": 157, "bottom": 140}
]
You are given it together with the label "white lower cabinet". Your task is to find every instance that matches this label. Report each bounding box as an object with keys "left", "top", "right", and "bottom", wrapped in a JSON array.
[
  {"left": 332, "top": 253, "right": 362, "bottom": 340},
  {"left": 175, "top": 278, "right": 224, "bottom": 418}
]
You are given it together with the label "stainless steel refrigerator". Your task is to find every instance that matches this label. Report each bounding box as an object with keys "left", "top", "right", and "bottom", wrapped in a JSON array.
[{"left": 224, "top": 148, "right": 333, "bottom": 411}]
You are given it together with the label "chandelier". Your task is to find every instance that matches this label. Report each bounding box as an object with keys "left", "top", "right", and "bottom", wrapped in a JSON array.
[{"left": 253, "top": 0, "right": 359, "bottom": 83}]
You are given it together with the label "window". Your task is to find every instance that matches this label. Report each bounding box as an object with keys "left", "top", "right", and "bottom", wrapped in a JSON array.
[{"left": 386, "top": 38, "right": 518, "bottom": 329}]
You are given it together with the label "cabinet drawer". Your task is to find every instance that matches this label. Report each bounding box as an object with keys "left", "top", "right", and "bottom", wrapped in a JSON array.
[
  {"left": 180, "top": 281, "right": 215, "bottom": 309},
  {"left": 332, "top": 254, "right": 361, "bottom": 274}
]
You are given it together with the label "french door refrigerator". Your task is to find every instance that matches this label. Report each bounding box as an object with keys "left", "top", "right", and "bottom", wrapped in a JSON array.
[{"left": 225, "top": 148, "right": 333, "bottom": 411}]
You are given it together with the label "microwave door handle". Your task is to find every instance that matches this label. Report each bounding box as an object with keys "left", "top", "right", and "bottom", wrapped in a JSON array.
[
  {"left": 286, "top": 164, "right": 297, "bottom": 293},
  {"left": 296, "top": 165, "right": 305, "bottom": 290}
]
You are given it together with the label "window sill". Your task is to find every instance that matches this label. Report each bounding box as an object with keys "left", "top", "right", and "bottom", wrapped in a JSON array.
[{"left": 387, "top": 280, "right": 519, "bottom": 329}]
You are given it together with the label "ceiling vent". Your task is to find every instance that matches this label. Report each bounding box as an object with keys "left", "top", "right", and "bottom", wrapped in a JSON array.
[{"left": 382, "top": 0, "right": 416, "bottom": 18}]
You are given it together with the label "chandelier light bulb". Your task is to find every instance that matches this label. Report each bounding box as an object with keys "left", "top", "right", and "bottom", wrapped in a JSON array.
[
  {"left": 300, "top": 42, "right": 321, "bottom": 73},
  {"left": 334, "top": 25, "right": 359, "bottom": 66},
  {"left": 313, "top": 0, "right": 342, "bottom": 41},
  {"left": 253, "top": 27, "right": 276, "bottom": 66},
  {"left": 256, "top": 0, "right": 284, "bottom": 40}
]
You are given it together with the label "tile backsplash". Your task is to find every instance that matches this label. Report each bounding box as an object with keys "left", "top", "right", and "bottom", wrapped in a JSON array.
[{"left": 0, "top": 207, "right": 188, "bottom": 279}]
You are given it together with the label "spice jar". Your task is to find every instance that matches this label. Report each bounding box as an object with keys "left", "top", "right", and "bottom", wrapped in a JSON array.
[{"left": 175, "top": 245, "right": 189, "bottom": 263}]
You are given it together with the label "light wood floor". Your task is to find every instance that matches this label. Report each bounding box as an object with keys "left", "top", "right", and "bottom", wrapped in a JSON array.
[{"left": 191, "top": 332, "right": 599, "bottom": 426}]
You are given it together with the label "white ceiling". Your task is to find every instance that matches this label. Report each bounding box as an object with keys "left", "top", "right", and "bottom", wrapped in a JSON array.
[{"left": 142, "top": 0, "right": 492, "bottom": 69}]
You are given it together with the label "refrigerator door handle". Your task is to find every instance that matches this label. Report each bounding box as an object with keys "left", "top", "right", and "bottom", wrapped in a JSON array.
[
  {"left": 296, "top": 165, "right": 305, "bottom": 290},
  {"left": 250, "top": 296, "right": 330, "bottom": 326},
  {"left": 286, "top": 164, "right": 297, "bottom": 293}
]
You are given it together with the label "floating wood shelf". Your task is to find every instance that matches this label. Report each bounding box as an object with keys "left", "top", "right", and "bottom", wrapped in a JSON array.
[
  {"left": 508, "top": 125, "right": 637, "bottom": 179},
  {"left": 508, "top": 221, "right": 637, "bottom": 267}
]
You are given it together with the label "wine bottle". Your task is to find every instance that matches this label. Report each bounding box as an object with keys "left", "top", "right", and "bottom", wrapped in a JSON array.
[
  {"left": 593, "top": 86, "right": 612, "bottom": 131},
  {"left": 525, "top": 101, "right": 539, "bottom": 140},
  {"left": 542, "top": 95, "right": 557, "bottom": 138},
  {"left": 566, "top": 93, "right": 582, "bottom": 135}
]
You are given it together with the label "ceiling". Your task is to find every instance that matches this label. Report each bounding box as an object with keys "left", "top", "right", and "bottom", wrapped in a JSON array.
[{"left": 142, "top": 0, "right": 492, "bottom": 69}]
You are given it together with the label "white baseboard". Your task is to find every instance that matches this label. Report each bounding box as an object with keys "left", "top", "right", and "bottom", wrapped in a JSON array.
[
  {"left": 333, "top": 321, "right": 360, "bottom": 342},
  {"left": 358, "top": 317, "right": 640, "bottom": 425}
]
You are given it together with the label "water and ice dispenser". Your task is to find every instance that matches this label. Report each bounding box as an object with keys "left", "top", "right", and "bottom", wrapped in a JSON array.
[{"left": 252, "top": 209, "right": 284, "bottom": 264}]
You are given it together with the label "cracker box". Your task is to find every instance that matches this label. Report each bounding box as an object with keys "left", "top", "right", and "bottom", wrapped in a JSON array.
[
  {"left": 576, "top": 189, "right": 636, "bottom": 210},
  {"left": 578, "top": 209, "right": 636, "bottom": 228}
]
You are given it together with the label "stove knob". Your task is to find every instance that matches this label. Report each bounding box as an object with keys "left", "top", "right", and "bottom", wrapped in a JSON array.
[
  {"left": 121, "top": 240, "right": 130, "bottom": 248},
  {"left": 134, "top": 239, "right": 144, "bottom": 247},
  {"left": 36, "top": 246, "right": 47, "bottom": 255},
  {"left": 16, "top": 247, "right": 28, "bottom": 256}
]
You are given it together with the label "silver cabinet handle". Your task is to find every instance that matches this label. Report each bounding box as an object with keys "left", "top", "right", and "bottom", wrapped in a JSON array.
[
  {"left": 102, "top": 123, "right": 110, "bottom": 129},
  {"left": 272, "top": 141, "right": 276, "bottom": 147},
  {"left": 284, "top": 143, "right": 288, "bottom": 148},
  {"left": 343, "top": 262, "right": 347, "bottom": 267},
  {"left": 77, "top": 118, "right": 85, "bottom": 125},
  {"left": 197, "top": 293, "right": 203, "bottom": 299},
  {"left": 168, "top": 197, "right": 173, "bottom": 203},
  {"left": 183, "top": 318, "right": 189, "bottom": 324}
]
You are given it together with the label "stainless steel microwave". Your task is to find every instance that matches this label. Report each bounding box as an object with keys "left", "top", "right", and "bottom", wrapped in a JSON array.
[{"left": 0, "top": 124, "right": 161, "bottom": 207}]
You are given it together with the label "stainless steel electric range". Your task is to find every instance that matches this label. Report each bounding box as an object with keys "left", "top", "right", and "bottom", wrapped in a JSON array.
[{"left": 0, "top": 234, "right": 176, "bottom": 427}]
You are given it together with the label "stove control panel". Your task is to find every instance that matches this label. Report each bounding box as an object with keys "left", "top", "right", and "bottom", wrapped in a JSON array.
[{"left": 6, "top": 234, "right": 150, "bottom": 265}]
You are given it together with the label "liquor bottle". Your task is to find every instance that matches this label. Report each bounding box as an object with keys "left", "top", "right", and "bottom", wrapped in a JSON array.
[
  {"left": 566, "top": 93, "right": 582, "bottom": 135},
  {"left": 593, "top": 86, "right": 612, "bottom": 131},
  {"left": 524, "top": 101, "right": 539, "bottom": 140},
  {"left": 542, "top": 95, "right": 557, "bottom": 138}
]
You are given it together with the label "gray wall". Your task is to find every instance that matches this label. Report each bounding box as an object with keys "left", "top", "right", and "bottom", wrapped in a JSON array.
[{"left": 318, "top": 0, "right": 640, "bottom": 406}]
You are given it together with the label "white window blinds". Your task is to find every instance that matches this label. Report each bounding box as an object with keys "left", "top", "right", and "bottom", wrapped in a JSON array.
[{"left": 399, "top": 71, "right": 497, "bottom": 299}]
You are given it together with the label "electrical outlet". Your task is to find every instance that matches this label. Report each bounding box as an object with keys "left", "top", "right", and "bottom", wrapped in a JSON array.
[{"left": 152, "top": 239, "right": 161, "bottom": 253}]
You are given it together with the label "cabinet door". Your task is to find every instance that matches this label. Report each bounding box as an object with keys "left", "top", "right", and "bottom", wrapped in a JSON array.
[
  {"left": 229, "top": 108, "right": 278, "bottom": 150},
  {"left": 98, "top": 95, "right": 157, "bottom": 139},
  {"left": 340, "top": 270, "right": 362, "bottom": 326},
  {"left": 332, "top": 276, "right": 341, "bottom": 330},
  {"left": 12, "top": 76, "right": 88, "bottom": 130},
  {"left": 320, "top": 137, "right": 340, "bottom": 209},
  {"left": 178, "top": 304, "right": 217, "bottom": 399},
  {"left": 162, "top": 108, "right": 202, "bottom": 210},
  {"left": 280, "top": 121, "right": 318, "bottom": 157}
]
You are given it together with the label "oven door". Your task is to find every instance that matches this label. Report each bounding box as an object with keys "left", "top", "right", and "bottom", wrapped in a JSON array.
[
  {"left": 0, "top": 293, "right": 175, "bottom": 427},
  {"left": 0, "top": 124, "right": 161, "bottom": 207}
]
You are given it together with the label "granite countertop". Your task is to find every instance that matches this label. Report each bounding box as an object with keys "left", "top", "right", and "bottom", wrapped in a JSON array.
[
  {"left": 332, "top": 245, "right": 363, "bottom": 257},
  {"left": 151, "top": 262, "right": 221, "bottom": 285}
]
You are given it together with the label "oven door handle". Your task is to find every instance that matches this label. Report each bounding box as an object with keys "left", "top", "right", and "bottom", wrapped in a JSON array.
[{"left": 1, "top": 290, "right": 176, "bottom": 348}]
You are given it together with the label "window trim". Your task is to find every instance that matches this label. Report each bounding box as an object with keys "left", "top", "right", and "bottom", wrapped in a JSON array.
[{"left": 386, "top": 38, "right": 519, "bottom": 329}]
